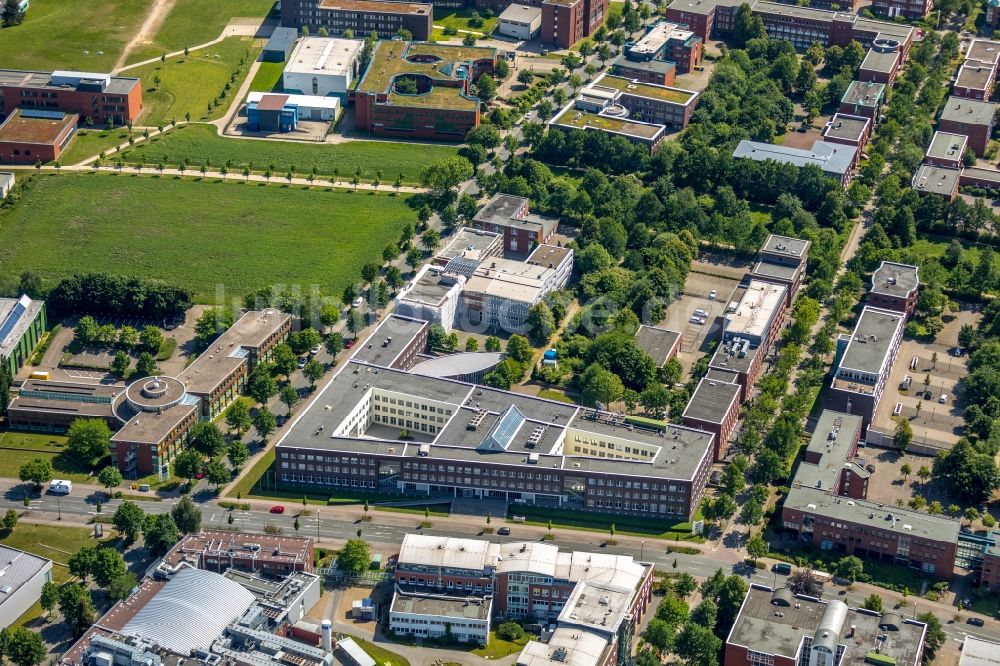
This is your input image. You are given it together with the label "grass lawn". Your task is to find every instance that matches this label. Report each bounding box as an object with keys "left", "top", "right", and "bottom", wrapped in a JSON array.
[
  {"left": 125, "top": 0, "right": 276, "bottom": 65},
  {"left": 248, "top": 61, "right": 286, "bottom": 93},
  {"left": 432, "top": 7, "right": 498, "bottom": 36},
  {"left": 0, "top": 173, "right": 416, "bottom": 302},
  {"left": 119, "top": 123, "right": 460, "bottom": 183},
  {"left": 0, "top": 0, "right": 148, "bottom": 71},
  {"left": 130, "top": 37, "right": 261, "bottom": 126},
  {"left": 508, "top": 504, "right": 703, "bottom": 540},
  {"left": 59, "top": 128, "right": 131, "bottom": 166},
  {"left": 536, "top": 388, "right": 575, "bottom": 403},
  {"left": 472, "top": 631, "right": 534, "bottom": 658},
  {"left": 375, "top": 506, "right": 450, "bottom": 517},
  {"left": 570, "top": 1, "right": 624, "bottom": 52},
  {"left": 350, "top": 637, "right": 410, "bottom": 666},
  {"left": 0, "top": 430, "right": 95, "bottom": 484}
]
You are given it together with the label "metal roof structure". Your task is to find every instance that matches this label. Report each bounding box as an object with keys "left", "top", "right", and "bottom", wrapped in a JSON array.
[
  {"left": 121, "top": 566, "right": 256, "bottom": 655},
  {"left": 0, "top": 545, "right": 51, "bottom": 607},
  {"left": 411, "top": 352, "right": 505, "bottom": 378},
  {"left": 0, "top": 295, "right": 43, "bottom": 360},
  {"left": 960, "top": 636, "right": 1000, "bottom": 666},
  {"left": 733, "top": 139, "right": 857, "bottom": 178}
]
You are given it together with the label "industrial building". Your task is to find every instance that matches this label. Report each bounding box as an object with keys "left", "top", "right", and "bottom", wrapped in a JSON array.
[
  {"left": 0, "top": 294, "right": 45, "bottom": 377},
  {"left": 0, "top": 546, "right": 52, "bottom": 629},
  {"left": 0, "top": 69, "right": 142, "bottom": 126},
  {"left": 156, "top": 530, "right": 315, "bottom": 578},
  {"left": 280, "top": 0, "right": 433, "bottom": 40},
  {"left": 0, "top": 108, "right": 78, "bottom": 164},
  {"left": 732, "top": 139, "right": 858, "bottom": 186},
  {"left": 470, "top": 194, "right": 559, "bottom": 254},
  {"left": 725, "top": 585, "right": 929, "bottom": 666},
  {"left": 498, "top": 4, "right": 543, "bottom": 39},
  {"left": 282, "top": 37, "right": 363, "bottom": 100},
  {"left": 245, "top": 92, "right": 339, "bottom": 132},
  {"left": 262, "top": 27, "right": 299, "bottom": 62},
  {"left": 868, "top": 261, "right": 918, "bottom": 318}
]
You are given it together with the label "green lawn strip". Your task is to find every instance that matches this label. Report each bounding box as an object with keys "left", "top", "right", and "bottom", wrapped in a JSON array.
[
  {"left": 536, "top": 388, "right": 575, "bottom": 403},
  {"left": 248, "top": 61, "right": 285, "bottom": 93},
  {"left": 156, "top": 337, "right": 178, "bottom": 361},
  {"left": 118, "top": 123, "right": 459, "bottom": 184},
  {"left": 1, "top": 524, "right": 106, "bottom": 578},
  {"left": 0, "top": 430, "right": 94, "bottom": 483},
  {"left": 350, "top": 636, "right": 410, "bottom": 666},
  {"left": 59, "top": 128, "right": 131, "bottom": 166},
  {"left": 507, "top": 504, "right": 702, "bottom": 540},
  {"left": 0, "top": 0, "right": 148, "bottom": 71},
  {"left": 129, "top": 37, "right": 260, "bottom": 126},
  {"left": 374, "top": 506, "right": 450, "bottom": 517},
  {"left": 228, "top": 447, "right": 275, "bottom": 498},
  {"left": 472, "top": 631, "right": 534, "bottom": 658},
  {"left": 124, "top": 0, "right": 275, "bottom": 66},
  {"left": 623, "top": 415, "right": 665, "bottom": 430},
  {"left": 0, "top": 173, "right": 416, "bottom": 302},
  {"left": 432, "top": 8, "right": 498, "bottom": 36}
]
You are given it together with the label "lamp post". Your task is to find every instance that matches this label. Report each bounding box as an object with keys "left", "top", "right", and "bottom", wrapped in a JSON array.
[
  {"left": 57, "top": 494, "right": 62, "bottom": 521},
  {"left": 640, "top": 540, "right": 644, "bottom": 562}
]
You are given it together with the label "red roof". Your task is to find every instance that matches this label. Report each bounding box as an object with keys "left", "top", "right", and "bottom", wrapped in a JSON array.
[{"left": 257, "top": 94, "right": 290, "bottom": 111}]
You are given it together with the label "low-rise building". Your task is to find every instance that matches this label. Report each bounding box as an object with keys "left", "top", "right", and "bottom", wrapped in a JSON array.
[
  {"left": 939, "top": 96, "right": 996, "bottom": 156},
  {"left": 725, "top": 585, "right": 929, "bottom": 666},
  {"left": 389, "top": 590, "right": 492, "bottom": 643},
  {"left": 280, "top": 0, "right": 433, "bottom": 40},
  {"left": 498, "top": 4, "right": 543, "bottom": 39},
  {"left": 283, "top": 37, "right": 363, "bottom": 100},
  {"left": 634, "top": 325, "right": 681, "bottom": 368},
  {"left": 625, "top": 21, "right": 702, "bottom": 74},
  {"left": 732, "top": 139, "right": 857, "bottom": 186},
  {"left": 858, "top": 46, "right": 901, "bottom": 85},
  {"left": 0, "top": 546, "right": 52, "bottom": 629},
  {"left": 911, "top": 163, "right": 960, "bottom": 199},
  {"left": 609, "top": 54, "right": 676, "bottom": 86},
  {"left": 262, "top": 27, "right": 299, "bottom": 62},
  {"left": 793, "top": 410, "right": 868, "bottom": 499},
  {"left": 708, "top": 335, "right": 763, "bottom": 402},
  {"left": 550, "top": 103, "right": 668, "bottom": 152},
  {"left": 924, "top": 130, "right": 968, "bottom": 168},
  {"left": 839, "top": 80, "right": 886, "bottom": 120},
  {"left": 681, "top": 377, "right": 741, "bottom": 460},
  {"left": 156, "top": 530, "right": 314, "bottom": 578},
  {"left": 828, "top": 306, "right": 906, "bottom": 429},
  {"left": 960, "top": 165, "right": 1000, "bottom": 191},
  {"left": 822, "top": 113, "right": 871, "bottom": 153},
  {"left": 395, "top": 265, "right": 466, "bottom": 332},
  {"left": 7, "top": 379, "right": 121, "bottom": 432},
  {"left": 470, "top": 194, "right": 559, "bottom": 254},
  {"left": 246, "top": 92, "right": 339, "bottom": 131},
  {"left": 0, "top": 108, "right": 77, "bottom": 164},
  {"left": 0, "top": 294, "right": 45, "bottom": 377},
  {"left": 434, "top": 227, "right": 503, "bottom": 270},
  {"left": 588, "top": 73, "right": 699, "bottom": 128},
  {"left": 868, "top": 261, "right": 919, "bottom": 318},
  {"left": 0, "top": 69, "right": 142, "bottom": 126}
]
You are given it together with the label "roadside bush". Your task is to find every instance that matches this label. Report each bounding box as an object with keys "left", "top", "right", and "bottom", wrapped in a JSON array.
[{"left": 496, "top": 621, "right": 525, "bottom": 642}]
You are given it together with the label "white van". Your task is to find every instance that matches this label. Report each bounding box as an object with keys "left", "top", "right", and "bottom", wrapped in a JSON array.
[{"left": 48, "top": 479, "right": 72, "bottom": 495}]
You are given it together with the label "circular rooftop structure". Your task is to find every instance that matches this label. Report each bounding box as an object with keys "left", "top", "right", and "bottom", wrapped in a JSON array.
[
  {"left": 123, "top": 375, "right": 187, "bottom": 415},
  {"left": 872, "top": 37, "right": 900, "bottom": 52},
  {"left": 411, "top": 352, "right": 505, "bottom": 382}
]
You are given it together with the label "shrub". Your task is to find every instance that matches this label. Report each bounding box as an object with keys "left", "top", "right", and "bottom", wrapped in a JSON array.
[{"left": 496, "top": 621, "right": 524, "bottom": 642}]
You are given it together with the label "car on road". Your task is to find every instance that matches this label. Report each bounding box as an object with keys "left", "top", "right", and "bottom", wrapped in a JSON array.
[
  {"left": 310, "top": 344, "right": 322, "bottom": 356},
  {"left": 772, "top": 562, "right": 792, "bottom": 575},
  {"left": 708, "top": 290, "right": 717, "bottom": 300},
  {"left": 352, "top": 296, "right": 365, "bottom": 308},
  {"left": 297, "top": 356, "right": 308, "bottom": 368},
  {"left": 195, "top": 471, "right": 205, "bottom": 479},
  {"left": 497, "top": 527, "right": 511, "bottom": 536},
  {"left": 270, "top": 505, "right": 285, "bottom": 514},
  {"left": 967, "top": 617, "right": 985, "bottom": 627}
]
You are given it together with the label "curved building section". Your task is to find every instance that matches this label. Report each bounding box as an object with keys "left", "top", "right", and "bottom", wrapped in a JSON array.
[{"left": 411, "top": 352, "right": 505, "bottom": 383}]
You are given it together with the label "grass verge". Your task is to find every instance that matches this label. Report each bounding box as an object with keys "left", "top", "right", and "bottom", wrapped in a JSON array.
[
  {"left": 59, "top": 128, "right": 131, "bottom": 166},
  {"left": 472, "top": 631, "right": 534, "bottom": 658},
  {"left": 507, "top": 504, "right": 703, "bottom": 540},
  {"left": 0, "top": 430, "right": 93, "bottom": 484},
  {"left": 248, "top": 61, "right": 285, "bottom": 93},
  {"left": 351, "top": 637, "right": 410, "bottom": 666}
]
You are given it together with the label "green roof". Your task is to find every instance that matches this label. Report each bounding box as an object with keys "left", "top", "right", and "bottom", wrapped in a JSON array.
[
  {"left": 388, "top": 87, "right": 479, "bottom": 109},
  {"left": 598, "top": 75, "right": 696, "bottom": 104},
  {"left": 553, "top": 106, "right": 662, "bottom": 139},
  {"left": 865, "top": 652, "right": 896, "bottom": 666}
]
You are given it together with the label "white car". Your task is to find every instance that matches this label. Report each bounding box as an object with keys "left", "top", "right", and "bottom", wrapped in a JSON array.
[
  {"left": 689, "top": 316, "right": 706, "bottom": 325},
  {"left": 310, "top": 344, "right": 322, "bottom": 356},
  {"left": 708, "top": 290, "right": 717, "bottom": 300},
  {"left": 939, "top": 393, "right": 949, "bottom": 404},
  {"left": 352, "top": 296, "right": 364, "bottom": 308},
  {"left": 693, "top": 308, "right": 710, "bottom": 318}
]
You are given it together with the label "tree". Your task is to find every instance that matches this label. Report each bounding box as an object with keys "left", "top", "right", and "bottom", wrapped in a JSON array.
[
  {"left": 485, "top": 336, "right": 502, "bottom": 352},
  {"left": 787, "top": 568, "right": 821, "bottom": 597},
  {"left": 338, "top": 538, "right": 371, "bottom": 573},
  {"left": 835, "top": 555, "right": 864, "bottom": 583},
  {"left": 0, "top": 509, "right": 15, "bottom": 532},
  {"left": 18, "top": 457, "right": 52, "bottom": 488},
  {"left": 106, "top": 572, "right": 140, "bottom": 601},
  {"left": 224, "top": 400, "right": 251, "bottom": 436},
  {"left": 420, "top": 157, "right": 473, "bottom": 195},
  {"left": 280, "top": 384, "right": 299, "bottom": 415},
  {"left": 325, "top": 332, "right": 344, "bottom": 357},
  {"left": 674, "top": 622, "right": 721, "bottom": 666},
  {"left": 917, "top": 612, "right": 946, "bottom": 661},
  {"left": 68, "top": 545, "right": 98, "bottom": 582},
  {"left": 643, "top": 618, "right": 674, "bottom": 655},
  {"left": 421, "top": 229, "right": 441, "bottom": 252},
  {"left": 253, "top": 407, "right": 278, "bottom": 442},
  {"left": 110, "top": 350, "right": 130, "bottom": 376},
  {"left": 173, "top": 448, "right": 203, "bottom": 485},
  {"left": 40, "top": 580, "right": 58, "bottom": 619},
  {"left": 900, "top": 463, "right": 912, "bottom": 481},
  {"left": 227, "top": 439, "right": 250, "bottom": 471},
  {"left": 302, "top": 358, "right": 324, "bottom": 388},
  {"left": 60, "top": 583, "right": 96, "bottom": 638},
  {"left": 97, "top": 466, "right": 123, "bottom": 495},
  {"left": 66, "top": 419, "right": 111, "bottom": 467},
  {"left": 143, "top": 513, "right": 181, "bottom": 556},
  {"left": 526, "top": 302, "right": 556, "bottom": 344},
  {"left": 92, "top": 547, "right": 127, "bottom": 587},
  {"left": 271, "top": 343, "right": 298, "bottom": 379},
  {"left": 746, "top": 533, "right": 767, "bottom": 563},
  {"left": 496, "top": 621, "right": 525, "bottom": 642},
  {"left": 581, "top": 363, "right": 624, "bottom": 407},
  {"left": 113, "top": 501, "right": 145, "bottom": 545},
  {"left": 690, "top": 598, "right": 717, "bottom": 628},
  {"left": 2, "top": 0, "right": 26, "bottom": 27},
  {"left": 861, "top": 593, "right": 884, "bottom": 613},
  {"left": 189, "top": 421, "right": 226, "bottom": 458},
  {"left": 517, "top": 68, "right": 534, "bottom": 86},
  {"left": 134, "top": 351, "right": 157, "bottom": 377},
  {"left": 466, "top": 337, "right": 479, "bottom": 352},
  {"left": 205, "top": 458, "right": 230, "bottom": 490},
  {"left": 194, "top": 307, "right": 234, "bottom": 347},
  {"left": 732, "top": 2, "right": 765, "bottom": 46},
  {"left": 5, "top": 626, "right": 44, "bottom": 666},
  {"left": 739, "top": 497, "right": 763, "bottom": 526},
  {"left": 171, "top": 495, "right": 202, "bottom": 533},
  {"left": 475, "top": 74, "right": 497, "bottom": 102},
  {"left": 656, "top": 594, "right": 690, "bottom": 625},
  {"left": 893, "top": 417, "right": 912, "bottom": 452},
  {"left": 248, "top": 366, "right": 278, "bottom": 405}
]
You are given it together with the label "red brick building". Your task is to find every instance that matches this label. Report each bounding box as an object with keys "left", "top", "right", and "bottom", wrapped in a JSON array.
[
  {"left": 979, "top": 532, "right": 1000, "bottom": 592},
  {"left": 0, "top": 108, "right": 77, "bottom": 164},
  {"left": 868, "top": 261, "right": 918, "bottom": 319},
  {"left": 682, "top": 377, "right": 741, "bottom": 461},
  {"left": 871, "top": 0, "right": 932, "bottom": 19},
  {"left": 0, "top": 69, "right": 141, "bottom": 126},
  {"left": 938, "top": 96, "right": 996, "bottom": 156},
  {"left": 157, "top": 530, "right": 314, "bottom": 578},
  {"left": 470, "top": 193, "right": 558, "bottom": 254},
  {"left": 280, "top": 0, "right": 434, "bottom": 40}
]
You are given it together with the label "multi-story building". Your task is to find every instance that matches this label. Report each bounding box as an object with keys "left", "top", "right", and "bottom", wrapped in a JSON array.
[
  {"left": 0, "top": 546, "right": 52, "bottom": 629},
  {"left": 0, "top": 108, "right": 77, "bottom": 164},
  {"left": 275, "top": 317, "right": 715, "bottom": 521},
  {"left": 7, "top": 379, "right": 121, "bottom": 432},
  {"left": 390, "top": 591, "right": 492, "bottom": 643},
  {"left": 395, "top": 265, "right": 466, "bottom": 332},
  {"left": 586, "top": 73, "right": 699, "bottom": 128},
  {"left": 681, "top": 377, "right": 741, "bottom": 461},
  {"left": 868, "top": 261, "right": 919, "bottom": 318},
  {"left": 0, "top": 294, "right": 45, "bottom": 377},
  {"left": 954, "top": 60, "right": 995, "bottom": 100},
  {"left": 634, "top": 325, "right": 681, "bottom": 369},
  {"left": 708, "top": 335, "right": 763, "bottom": 403},
  {"left": 732, "top": 139, "right": 858, "bottom": 186},
  {"left": 858, "top": 45, "right": 901, "bottom": 85},
  {"left": 0, "top": 69, "right": 142, "bottom": 126},
  {"left": 609, "top": 54, "right": 676, "bottom": 86},
  {"left": 839, "top": 80, "right": 885, "bottom": 120},
  {"left": 751, "top": 234, "right": 811, "bottom": 305},
  {"left": 624, "top": 21, "right": 702, "bottom": 74},
  {"left": 460, "top": 254, "right": 571, "bottom": 332},
  {"left": 434, "top": 227, "right": 504, "bottom": 269},
  {"left": 871, "top": 0, "right": 932, "bottom": 19},
  {"left": 938, "top": 96, "right": 996, "bottom": 156},
  {"left": 822, "top": 113, "right": 872, "bottom": 156},
  {"left": 720, "top": 279, "right": 788, "bottom": 348},
  {"left": 794, "top": 410, "right": 869, "bottom": 499},
  {"left": 550, "top": 101, "right": 669, "bottom": 152},
  {"left": 912, "top": 163, "right": 961, "bottom": 199},
  {"left": 156, "top": 530, "right": 314, "bottom": 578},
  {"left": 474, "top": 0, "right": 610, "bottom": 48},
  {"left": 282, "top": 37, "right": 363, "bottom": 101},
  {"left": 827, "top": 306, "right": 906, "bottom": 429},
  {"left": 924, "top": 130, "right": 968, "bottom": 168},
  {"left": 987, "top": 0, "right": 1000, "bottom": 33},
  {"left": 353, "top": 41, "right": 496, "bottom": 141},
  {"left": 280, "top": 0, "right": 434, "bottom": 40},
  {"left": 979, "top": 533, "right": 1000, "bottom": 591},
  {"left": 725, "top": 585, "right": 929, "bottom": 666},
  {"left": 470, "top": 194, "right": 559, "bottom": 254}
]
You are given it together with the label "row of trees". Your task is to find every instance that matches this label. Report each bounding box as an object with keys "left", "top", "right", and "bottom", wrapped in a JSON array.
[{"left": 48, "top": 272, "right": 192, "bottom": 320}]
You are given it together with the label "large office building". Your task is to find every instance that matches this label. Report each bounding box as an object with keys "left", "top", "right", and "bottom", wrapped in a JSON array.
[
  {"left": 733, "top": 139, "right": 858, "bottom": 186},
  {"left": 394, "top": 264, "right": 467, "bottom": 332},
  {"left": 0, "top": 294, "right": 45, "bottom": 377},
  {"left": 623, "top": 21, "right": 702, "bottom": 75},
  {"left": 470, "top": 194, "right": 559, "bottom": 254},
  {"left": 472, "top": 0, "right": 610, "bottom": 48},
  {"left": 280, "top": 0, "right": 433, "bottom": 40},
  {"left": 725, "top": 585, "right": 929, "bottom": 666},
  {"left": 0, "top": 546, "right": 52, "bottom": 629},
  {"left": 353, "top": 41, "right": 496, "bottom": 141},
  {"left": 282, "top": 37, "right": 363, "bottom": 100},
  {"left": 461, "top": 250, "right": 572, "bottom": 332},
  {"left": 0, "top": 69, "right": 142, "bottom": 126},
  {"left": 275, "top": 315, "right": 715, "bottom": 521},
  {"left": 392, "top": 533, "right": 652, "bottom": 666},
  {"left": 828, "top": 306, "right": 906, "bottom": 429},
  {"left": 871, "top": 0, "right": 932, "bottom": 19}
]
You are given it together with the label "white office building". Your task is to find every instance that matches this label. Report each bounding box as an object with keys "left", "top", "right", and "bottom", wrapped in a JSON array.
[
  {"left": 282, "top": 37, "right": 363, "bottom": 100},
  {"left": 0, "top": 546, "right": 52, "bottom": 628},
  {"left": 498, "top": 4, "right": 543, "bottom": 40},
  {"left": 389, "top": 591, "right": 492, "bottom": 644},
  {"left": 394, "top": 265, "right": 466, "bottom": 333}
]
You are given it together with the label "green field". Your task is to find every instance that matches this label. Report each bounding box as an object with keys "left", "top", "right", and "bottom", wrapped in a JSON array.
[
  {"left": 129, "top": 37, "right": 260, "bottom": 126},
  {"left": 0, "top": 0, "right": 148, "bottom": 71},
  {"left": 117, "top": 123, "right": 460, "bottom": 183},
  {"left": 432, "top": 7, "right": 499, "bottom": 39},
  {"left": 59, "top": 128, "right": 132, "bottom": 166},
  {"left": 0, "top": 430, "right": 94, "bottom": 484},
  {"left": 248, "top": 61, "right": 285, "bottom": 93},
  {"left": 125, "top": 0, "right": 276, "bottom": 65},
  {"left": 0, "top": 173, "right": 416, "bottom": 302}
]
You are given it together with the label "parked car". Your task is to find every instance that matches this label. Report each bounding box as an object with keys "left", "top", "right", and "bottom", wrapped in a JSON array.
[
  {"left": 497, "top": 527, "right": 511, "bottom": 536},
  {"left": 693, "top": 309, "right": 710, "bottom": 318},
  {"left": 352, "top": 296, "right": 365, "bottom": 308},
  {"left": 924, "top": 390, "right": 933, "bottom": 400},
  {"left": 689, "top": 316, "right": 706, "bottom": 325},
  {"left": 939, "top": 393, "right": 949, "bottom": 404},
  {"left": 310, "top": 344, "right": 322, "bottom": 356},
  {"left": 772, "top": 562, "right": 793, "bottom": 575},
  {"left": 297, "top": 356, "right": 308, "bottom": 368},
  {"left": 953, "top": 347, "right": 964, "bottom": 357},
  {"left": 270, "top": 505, "right": 286, "bottom": 514},
  {"left": 967, "top": 617, "right": 985, "bottom": 627},
  {"left": 138, "top": 484, "right": 150, "bottom": 492},
  {"left": 708, "top": 290, "right": 717, "bottom": 300},
  {"left": 345, "top": 338, "right": 356, "bottom": 349},
  {"left": 195, "top": 471, "right": 205, "bottom": 479}
]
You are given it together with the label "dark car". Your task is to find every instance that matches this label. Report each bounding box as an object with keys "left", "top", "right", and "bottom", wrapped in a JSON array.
[
  {"left": 772, "top": 562, "right": 793, "bottom": 575},
  {"left": 497, "top": 527, "right": 511, "bottom": 536},
  {"left": 967, "top": 617, "right": 985, "bottom": 627}
]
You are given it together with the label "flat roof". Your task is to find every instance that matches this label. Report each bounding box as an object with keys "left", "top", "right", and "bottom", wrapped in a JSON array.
[
  {"left": 465, "top": 258, "right": 557, "bottom": 304},
  {"left": 634, "top": 325, "right": 681, "bottom": 367},
  {"left": 397, "top": 265, "right": 463, "bottom": 308},
  {"left": 391, "top": 591, "right": 491, "bottom": 620},
  {"left": 0, "top": 294, "right": 44, "bottom": 359},
  {"left": 318, "top": 0, "right": 430, "bottom": 13},
  {"left": 527, "top": 244, "right": 573, "bottom": 270},
  {"left": 0, "top": 68, "right": 138, "bottom": 95},
  {"left": 358, "top": 40, "right": 493, "bottom": 99},
  {"left": 912, "top": 163, "right": 960, "bottom": 195},
  {"left": 9, "top": 378, "right": 120, "bottom": 420},
  {"left": 411, "top": 352, "right": 505, "bottom": 378},
  {"left": 111, "top": 403, "right": 197, "bottom": 445},
  {"left": 594, "top": 74, "right": 697, "bottom": 105},
  {"left": 161, "top": 530, "right": 313, "bottom": 569},
  {"left": 870, "top": 261, "right": 918, "bottom": 298},
  {"left": 552, "top": 105, "right": 665, "bottom": 140},
  {"left": 728, "top": 585, "right": 928, "bottom": 666},
  {"left": 557, "top": 580, "right": 632, "bottom": 636},
  {"left": 940, "top": 96, "right": 997, "bottom": 126},
  {"left": 0, "top": 546, "right": 52, "bottom": 606},
  {"left": 823, "top": 113, "right": 869, "bottom": 143},
  {"left": 751, "top": 260, "right": 799, "bottom": 282},
  {"left": 960, "top": 165, "right": 1000, "bottom": 184},
  {"left": 628, "top": 21, "right": 694, "bottom": 58},
  {"left": 966, "top": 38, "right": 1000, "bottom": 66},
  {"left": 955, "top": 60, "right": 995, "bottom": 92},
  {"left": 285, "top": 37, "right": 363, "bottom": 77},
  {"left": 733, "top": 139, "right": 856, "bottom": 177},
  {"left": 960, "top": 636, "right": 1000, "bottom": 666},
  {"left": 926, "top": 130, "right": 967, "bottom": 161},
  {"left": 611, "top": 54, "right": 675, "bottom": 75},
  {"left": 835, "top": 306, "right": 905, "bottom": 377},
  {"left": 794, "top": 410, "right": 864, "bottom": 491},
  {"left": 841, "top": 80, "right": 885, "bottom": 108},
  {"left": 247, "top": 91, "right": 340, "bottom": 110},
  {"left": 499, "top": 3, "right": 543, "bottom": 22},
  {"left": 474, "top": 193, "right": 529, "bottom": 226},
  {"left": 350, "top": 315, "right": 428, "bottom": 368},
  {"left": 859, "top": 47, "right": 899, "bottom": 74},
  {"left": 264, "top": 26, "right": 298, "bottom": 52},
  {"left": 516, "top": 628, "right": 611, "bottom": 666},
  {"left": 435, "top": 227, "right": 502, "bottom": 264},
  {"left": 0, "top": 108, "right": 75, "bottom": 145},
  {"left": 0, "top": 171, "right": 13, "bottom": 188},
  {"left": 761, "top": 234, "right": 810, "bottom": 260},
  {"left": 753, "top": 0, "right": 838, "bottom": 20},
  {"left": 709, "top": 334, "right": 761, "bottom": 375},
  {"left": 724, "top": 279, "right": 786, "bottom": 342},
  {"left": 682, "top": 376, "right": 740, "bottom": 424}
]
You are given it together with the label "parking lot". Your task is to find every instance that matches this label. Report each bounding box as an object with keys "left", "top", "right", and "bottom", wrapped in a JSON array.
[{"left": 861, "top": 449, "right": 961, "bottom": 510}]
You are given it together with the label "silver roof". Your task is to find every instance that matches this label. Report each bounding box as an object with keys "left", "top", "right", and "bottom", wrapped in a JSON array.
[
  {"left": 940, "top": 96, "right": 997, "bottom": 126},
  {"left": 733, "top": 140, "right": 856, "bottom": 177},
  {"left": 835, "top": 306, "right": 905, "bottom": 376},
  {"left": 911, "top": 163, "right": 960, "bottom": 195},
  {"left": 0, "top": 546, "right": 52, "bottom": 604}
]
